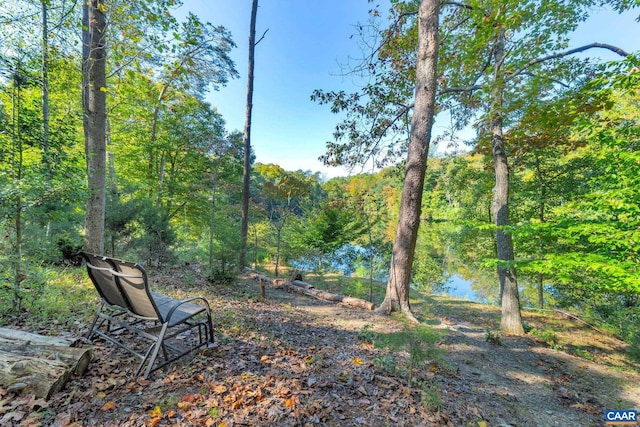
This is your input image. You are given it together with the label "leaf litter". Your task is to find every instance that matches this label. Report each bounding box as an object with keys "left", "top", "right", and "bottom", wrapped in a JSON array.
[{"left": 1, "top": 264, "right": 639, "bottom": 426}]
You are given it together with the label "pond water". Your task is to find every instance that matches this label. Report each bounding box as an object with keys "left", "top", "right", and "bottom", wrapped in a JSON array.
[
  {"left": 291, "top": 248, "right": 486, "bottom": 304},
  {"left": 440, "top": 274, "right": 482, "bottom": 302}
]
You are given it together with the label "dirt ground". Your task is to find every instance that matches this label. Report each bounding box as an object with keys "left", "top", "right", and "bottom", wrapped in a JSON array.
[{"left": 2, "top": 266, "right": 639, "bottom": 426}]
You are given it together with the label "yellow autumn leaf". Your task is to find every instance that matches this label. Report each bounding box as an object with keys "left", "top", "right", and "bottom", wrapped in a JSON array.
[
  {"left": 97, "top": 3, "right": 106, "bottom": 13},
  {"left": 478, "top": 422, "right": 488, "bottom": 427},
  {"left": 177, "top": 401, "right": 192, "bottom": 410},
  {"left": 284, "top": 396, "right": 299, "bottom": 409},
  {"left": 213, "top": 384, "right": 227, "bottom": 394},
  {"left": 97, "top": 392, "right": 106, "bottom": 399},
  {"left": 231, "top": 397, "right": 243, "bottom": 410},
  {"left": 101, "top": 401, "right": 116, "bottom": 411},
  {"left": 148, "top": 405, "right": 162, "bottom": 418},
  {"left": 99, "top": 86, "right": 107, "bottom": 92},
  {"left": 352, "top": 357, "right": 364, "bottom": 365},
  {"left": 218, "top": 424, "right": 227, "bottom": 427}
]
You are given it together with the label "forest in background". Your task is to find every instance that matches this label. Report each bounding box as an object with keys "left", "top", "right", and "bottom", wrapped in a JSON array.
[{"left": 0, "top": 0, "right": 639, "bottom": 358}]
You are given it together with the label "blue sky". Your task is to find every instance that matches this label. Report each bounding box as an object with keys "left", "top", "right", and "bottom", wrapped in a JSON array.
[{"left": 181, "top": 1, "right": 640, "bottom": 179}]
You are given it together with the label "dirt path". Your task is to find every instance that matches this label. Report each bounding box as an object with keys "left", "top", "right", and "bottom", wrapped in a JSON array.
[
  {"left": 435, "top": 318, "right": 640, "bottom": 426},
  {"left": 5, "top": 268, "right": 638, "bottom": 426},
  {"left": 267, "top": 278, "right": 640, "bottom": 426}
]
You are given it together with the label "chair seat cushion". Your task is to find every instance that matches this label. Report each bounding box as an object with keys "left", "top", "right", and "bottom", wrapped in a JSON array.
[{"left": 151, "top": 292, "right": 207, "bottom": 326}]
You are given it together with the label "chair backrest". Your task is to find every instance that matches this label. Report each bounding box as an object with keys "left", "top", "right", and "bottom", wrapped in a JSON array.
[
  {"left": 79, "top": 251, "right": 130, "bottom": 309},
  {"left": 109, "top": 258, "right": 162, "bottom": 321}
]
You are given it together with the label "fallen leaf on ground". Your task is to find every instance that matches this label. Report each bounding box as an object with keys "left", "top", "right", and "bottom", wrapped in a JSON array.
[
  {"left": 100, "top": 401, "right": 116, "bottom": 411},
  {"left": 148, "top": 406, "right": 162, "bottom": 418}
]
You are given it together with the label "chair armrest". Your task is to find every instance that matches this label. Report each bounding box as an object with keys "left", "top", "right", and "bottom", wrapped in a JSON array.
[{"left": 164, "top": 296, "right": 212, "bottom": 323}]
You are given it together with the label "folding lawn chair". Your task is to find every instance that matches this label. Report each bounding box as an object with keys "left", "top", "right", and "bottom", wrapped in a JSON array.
[{"left": 80, "top": 252, "right": 214, "bottom": 378}]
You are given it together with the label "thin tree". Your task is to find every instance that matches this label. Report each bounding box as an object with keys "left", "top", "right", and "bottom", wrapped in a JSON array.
[
  {"left": 9, "top": 61, "right": 25, "bottom": 312},
  {"left": 376, "top": 0, "right": 440, "bottom": 321},
  {"left": 82, "top": 0, "right": 107, "bottom": 254},
  {"left": 240, "top": 0, "right": 268, "bottom": 270},
  {"left": 40, "top": 0, "right": 51, "bottom": 179},
  {"left": 437, "top": 1, "right": 630, "bottom": 334}
]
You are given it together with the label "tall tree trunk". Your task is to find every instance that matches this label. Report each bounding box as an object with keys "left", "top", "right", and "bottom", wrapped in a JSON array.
[
  {"left": 82, "top": 0, "right": 107, "bottom": 255},
  {"left": 533, "top": 152, "right": 546, "bottom": 309},
  {"left": 106, "top": 119, "right": 118, "bottom": 257},
  {"left": 365, "top": 214, "right": 375, "bottom": 303},
  {"left": 151, "top": 84, "right": 169, "bottom": 206},
  {"left": 491, "top": 30, "right": 524, "bottom": 335},
  {"left": 11, "top": 72, "right": 24, "bottom": 312},
  {"left": 240, "top": 0, "right": 259, "bottom": 270},
  {"left": 376, "top": 0, "right": 439, "bottom": 321},
  {"left": 253, "top": 225, "right": 259, "bottom": 269},
  {"left": 209, "top": 163, "right": 219, "bottom": 277},
  {"left": 41, "top": 0, "right": 51, "bottom": 179}
]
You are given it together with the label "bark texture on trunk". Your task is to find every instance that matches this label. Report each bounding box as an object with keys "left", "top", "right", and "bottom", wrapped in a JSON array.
[
  {"left": 376, "top": 0, "right": 439, "bottom": 321},
  {"left": 82, "top": 0, "right": 107, "bottom": 255},
  {"left": 240, "top": 0, "right": 259, "bottom": 270},
  {"left": 41, "top": 1, "right": 51, "bottom": 178},
  {"left": 491, "top": 31, "right": 524, "bottom": 335},
  {"left": 534, "top": 153, "right": 546, "bottom": 309}
]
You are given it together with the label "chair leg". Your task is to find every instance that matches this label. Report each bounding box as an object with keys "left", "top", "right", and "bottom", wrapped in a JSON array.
[
  {"left": 142, "top": 323, "right": 169, "bottom": 379},
  {"left": 206, "top": 315, "right": 214, "bottom": 343},
  {"left": 87, "top": 303, "right": 106, "bottom": 340}
]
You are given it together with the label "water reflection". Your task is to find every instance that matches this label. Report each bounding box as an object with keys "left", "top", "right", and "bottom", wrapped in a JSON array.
[
  {"left": 439, "top": 275, "right": 483, "bottom": 303},
  {"left": 290, "top": 244, "right": 491, "bottom": 305}
]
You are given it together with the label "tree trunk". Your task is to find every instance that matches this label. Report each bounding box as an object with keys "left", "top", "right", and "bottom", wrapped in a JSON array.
[
  {"left": 365, "top": 214, "right": 375, "bottom": 303},
  {"left": 82, "top": 0, "right": 107, "bottom": 255},
  {"left": 534, "top": 152, "right": 546, "bottom": 309},
  {"left": 41, "top": 0, "right": 51, "bottom": 179},
  {"left": 253, "top": 225, "right": 259, "bottom": 269},
  {"left": 376, "top": 0, "right": 439, "bottom": 322},
  {"left": 151, "top": 84, "right": 170, "bottom": 206},
  {"left": 240, "top": 0, "right": 259, "bottom": 270},
  {"left": 106, "top": 119, "right": 118, "bottom": 257},
  {"left": 275, "top": 226, "right": 282, "bottom": 277},
  {"left": 491, "top": 30, "right": 524, "bottom": 335},
  {"left": 209, "top": 163, "right": 219, "bottom": 277},
  {"left": 10, "top": 74, "right": 24, "bottom": 312}
]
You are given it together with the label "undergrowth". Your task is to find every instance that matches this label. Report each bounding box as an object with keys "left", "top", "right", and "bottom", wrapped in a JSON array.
[
  {"left": 360, "top": 321, "right": 445, "bottom": 408},
  {"left": 0, "top": 266, "right": 96, "bottom": 328}
]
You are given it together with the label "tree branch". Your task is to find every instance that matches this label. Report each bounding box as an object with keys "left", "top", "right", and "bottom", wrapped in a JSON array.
[
  {"left": 507, "top": 43, "right": 630, "bottom": 80},
  {"left": 255, "top": 28, "right": 269, "bottom": 46},
  {"left": 519, "top": 71, "right": 571, "bottom": 89},
  {"left": 442, "top": 1, "right": 473, "bottom": 11},
  {"left": 438, "top": 85, "right": 483, "bottom": 95}
]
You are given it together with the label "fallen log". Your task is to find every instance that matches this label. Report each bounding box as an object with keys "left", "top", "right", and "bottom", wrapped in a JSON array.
[
  {"left": 0, "top": 328, "right": 92, "bottom": 399},
  {"left": 243, "top": 269, "right": 375, "bottom": 310},
  {"left": 243, "top": 270, "right": 274, "bottom": 285},
  {"left": 284, "top": 281, "right": 375, "bottom": 311},
  {"left": 0, "top": 328, "right": 77, "bottom": 347},
  {"left": 291, "top": 280, "right": 314, "bottom": 290}
]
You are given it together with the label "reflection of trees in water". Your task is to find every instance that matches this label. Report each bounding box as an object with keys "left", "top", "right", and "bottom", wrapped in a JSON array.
[
  {"left": 291, "top": 244, "right": 389, "bottom": 278},
  {"left": 291, "top": 243, "right": 499, "bottom": 305}
]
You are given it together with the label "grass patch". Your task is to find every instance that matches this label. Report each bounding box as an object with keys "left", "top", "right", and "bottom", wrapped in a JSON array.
[
  {"left": 0, "top": 266, "right": 96, "bottom": 328},
  {"left": 529, "top": 327, "right": 560, "bottom": 349}
]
